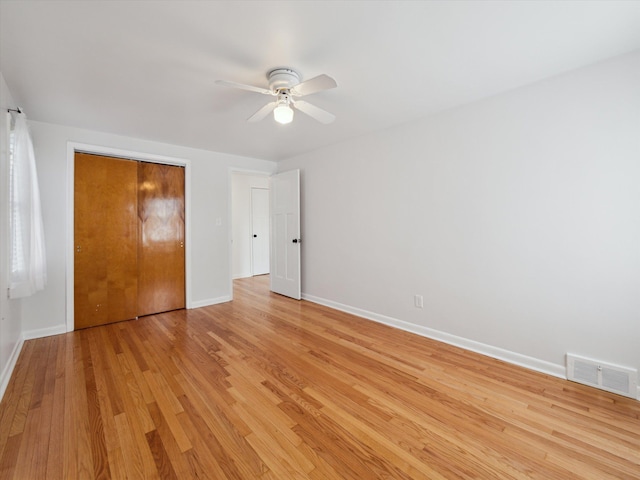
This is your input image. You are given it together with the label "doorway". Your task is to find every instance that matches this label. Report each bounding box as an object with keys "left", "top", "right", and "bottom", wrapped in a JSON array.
[
  {"left": 251, "top": 187, "right": 270, "bottom": 275},
  {"left": 231, "top": 172, "right": 270, "bottom": 279}
]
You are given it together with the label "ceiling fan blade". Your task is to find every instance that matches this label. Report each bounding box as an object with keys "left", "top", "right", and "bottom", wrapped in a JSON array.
[
  {"left": 290, "top": 74, "right": 337, "bottom": 97},
  {"left": 215, "top": 79, "right": 273, "bottom": 95},
  {"left": 293, "top": 100, "right": 335, "bottom": 124},
  {"left": 248, "top": 101, "right": 278, "bottom": 122}
]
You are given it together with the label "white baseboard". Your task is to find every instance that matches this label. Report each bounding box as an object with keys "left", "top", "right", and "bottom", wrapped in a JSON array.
[
  {"left": 190, "top": 295, "right": 232, "bottom": 309},
  {"left": 22, "top": 324, "right": 67, "bottom": 341},
  {"left": 233, "top": 273, "right": 252, "bottom": 279},
  {"left": 0, "top": 336, "right": 25, "bottom": 403},
  {"left": 302, "top": 293, "right": 566, "bottom": 380}
]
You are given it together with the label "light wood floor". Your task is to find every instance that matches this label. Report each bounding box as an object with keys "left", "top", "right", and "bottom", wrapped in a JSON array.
[{"left": 1, "top": 276, "right": 639, "bottom": 479}]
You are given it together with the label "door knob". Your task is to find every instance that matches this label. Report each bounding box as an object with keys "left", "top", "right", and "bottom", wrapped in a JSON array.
[
  {"left": 253, "top": 234, "right": 257, "bottom": 238},
  {"left": 292, "top": 238, "right": 301, "bottom": 244}
]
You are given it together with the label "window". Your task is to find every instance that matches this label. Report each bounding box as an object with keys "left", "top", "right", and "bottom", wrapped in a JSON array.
[
  {"left": 7, "top": 112, "right": 46, "bottom": 298},
  {"left": 8, "top": 126, "right": 25, "bottom": 278}
]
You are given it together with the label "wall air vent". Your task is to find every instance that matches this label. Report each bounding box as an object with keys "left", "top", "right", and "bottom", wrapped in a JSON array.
[{"left": 566, "top": 353, "right": 638, "bottom": 399}]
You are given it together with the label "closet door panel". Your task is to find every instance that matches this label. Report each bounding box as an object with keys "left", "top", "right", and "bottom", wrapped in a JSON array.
[
  {"left": 74, "top": 153, "right": 138, "bottom": 329},
  {"left": 137, "top": 162, "right": 185, "bottom": 316}
]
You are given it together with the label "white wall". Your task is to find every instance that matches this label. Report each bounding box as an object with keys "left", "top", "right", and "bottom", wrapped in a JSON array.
[
  {"left": 278, "top": 52, "right": 640, "bottom": 381},
  {"left": 0, "top": 72, "right": 23, "bottom": 399},
  {"left": 231, "top": 172, "right": 270, "bottom": 279},
  {"left": 20, "top": 121, "right": 276, "bottom": 335}
]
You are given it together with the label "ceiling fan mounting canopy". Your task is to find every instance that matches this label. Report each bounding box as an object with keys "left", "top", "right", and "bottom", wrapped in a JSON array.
[{"left": 267, "top": 68, "right": 301, "bottom": 91}]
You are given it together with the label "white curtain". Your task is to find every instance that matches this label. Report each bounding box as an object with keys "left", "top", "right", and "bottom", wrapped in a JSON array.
[{"left": 8, "top": 112, "right": 47, "bottom": 298}]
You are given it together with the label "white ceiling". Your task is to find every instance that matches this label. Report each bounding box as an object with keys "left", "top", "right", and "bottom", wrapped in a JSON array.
[{"left": 1, "top": 1, "right": 640, "bottom": 161}]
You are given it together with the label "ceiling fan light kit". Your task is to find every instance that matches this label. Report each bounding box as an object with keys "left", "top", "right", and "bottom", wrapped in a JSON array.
[
  {"left": 273, "top": 89, "right": 294, "bottom": 124},
  {"left": 216, "top": 67, "right": 337, "bottom": 125},
  {"left": 273, "top": 104, "right": 294, "bottom": 124}
]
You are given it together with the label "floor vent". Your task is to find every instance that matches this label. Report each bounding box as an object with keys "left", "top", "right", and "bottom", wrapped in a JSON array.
[{"left": 566, "top": 354, "right": 638, "bottom": 399}]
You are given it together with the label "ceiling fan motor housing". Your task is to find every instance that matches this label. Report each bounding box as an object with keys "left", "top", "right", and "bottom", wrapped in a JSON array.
[{"left": 268, "top": 68, "right": 301, "bottom": 91}]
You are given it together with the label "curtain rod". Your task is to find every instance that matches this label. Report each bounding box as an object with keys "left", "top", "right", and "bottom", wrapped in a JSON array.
[{"left": 7, "top": 107, "right": 23, "bottom": 114}]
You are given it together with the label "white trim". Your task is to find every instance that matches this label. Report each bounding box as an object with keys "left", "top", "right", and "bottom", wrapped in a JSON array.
[
  {"left": 70, "top": 142, "right": 189, "bottom": 167},
  {"left": 184, "top": 163, "right": 193, "bottom": 311},
  {"left": 0, "top": 336, "right": 24, "bottom": 403},
  {"left": 250, "top": 187, "right": 256, "bottom": 276},
  {"left": 66, "top": 142, "right": 192, "bottom": 332},
  {"left": 229, "top": 167, "right": 276, "bottom": 177},
  {"left": 227, "top": 169, "right": 234, "bottom": 301},
  {"left": 190, "top": 295, "right": 231, "bottom": 309},
  {"left": 23, "top": 324, "right": 67, "bottom": 340},
  {"left": 233, "top": 273, "right": 252, "bottom": 280},
  {"left": 302, "top": 293, "right": 566, "bottom": 380}
]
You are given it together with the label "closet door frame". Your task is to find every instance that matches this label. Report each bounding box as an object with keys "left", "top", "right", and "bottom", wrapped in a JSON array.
[{"left": 65, "top": 142, "right": 192, "bottom": 332}]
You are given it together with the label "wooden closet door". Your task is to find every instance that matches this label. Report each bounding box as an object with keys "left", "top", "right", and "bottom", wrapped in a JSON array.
[
  {"left": 74, "top": 153, "right": 139, "bottom": 329},
  {"left": 137, "top": 162, "right": 185, "bottom": 316}
]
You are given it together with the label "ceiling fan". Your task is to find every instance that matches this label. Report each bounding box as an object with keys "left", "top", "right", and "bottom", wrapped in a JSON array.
[{"left": 215, "top": 68, "right": 337, "bottom": 125}]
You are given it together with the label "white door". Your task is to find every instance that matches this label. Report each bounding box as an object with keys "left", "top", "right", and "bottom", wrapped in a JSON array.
[
  {"left": 251, "top": 187, "right": 270, "bottom": 275},
  {"left": 270, "top": 169, "right": 301, "bottom": 299}
]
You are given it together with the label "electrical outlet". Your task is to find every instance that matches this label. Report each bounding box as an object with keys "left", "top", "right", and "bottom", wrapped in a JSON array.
[{"left": 414, "top": 294, "right": 423, "bottom": 308}]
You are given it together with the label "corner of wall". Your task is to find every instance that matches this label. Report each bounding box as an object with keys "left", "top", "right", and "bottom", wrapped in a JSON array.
[
  {"left": 0, "top": 334, "right": 24, "bottom": 403},
  {"left": 0, "top": 70, "right": 25, "bottom": 403}
]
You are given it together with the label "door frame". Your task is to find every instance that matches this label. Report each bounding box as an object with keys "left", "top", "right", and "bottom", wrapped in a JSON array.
[
  {"left": 228, "top": 168, "right": 273, "bottom": 300},
  {"left": 65, "top": 142, "right": 192, "bottom": 332}
]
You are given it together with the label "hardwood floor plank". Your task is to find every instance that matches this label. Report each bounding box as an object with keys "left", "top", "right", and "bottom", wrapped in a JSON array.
[
  {"left": 145, "top": 401, "right": 195, "bottom": 479},
  {"left": 1, "top": 275, "right": 639, "bottom": 479},
  {"left": 134, "top": 322, "right": 186, "bottom": 399},
  {"left": 127, "top": 411, "right": 162, "bottom": 477},
  {"left": 145, "top": 428, "right": 179, "bottom": 480},
  {"left": 63, "top": 333, "right": 94, "bottom": 479},
  {"left": 305, "top": 384, "right": 445, "bottom": 480},
  {"left": 281, "top": 397, "right": 401, "bottom": 480},
  {"left": 115, "top": 351, "right": 155, "bottom": 434},
  {"left": 26, "top": 337, "right": 52, "bottom": 411},
  {"left": 142, "top": 370, "right": 191, "bottom": 453},
  {"left": 176, "top": 393, "right": 254, "bottom": 479},
  {"left": 114, "top": 412, "right": 155, "bottom": 479},
  {"left": 45, "top": 334, "right": 67, "bottom": 480},
  {"left": 232, "top": 399, "right": 315, "bottom": 475},
  {"left": 89, "top": 332, "right": 128, "bottom": 479},
  {"left": 113, "top": 322, "right": 154, "bottom": 404},
  {"left": 61, "top": 335, "right": 78, "bottom": 480},
  {"left": 83, "top": 331, "right": 111, "bottom": 479},
  {"left": 180, "top": 387, "right": 269, "bottom": 478},
  {"left": 0, "top": 432, "right": 21, "bottom": 478},
  {"left": 12, "top": 406, "right": 44, "bottom": 479},
  {"left": 93, "top": 327, "right": 163, "bottom": 479},
  {"left": 0, "top": 341, "right": 34, "bottom": 458},
  {"left": 22, "top": 337, "right": 59, "bottom": 479},
  {"left": 8, "top": 340, "right": 41, "bottom": 437}
]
